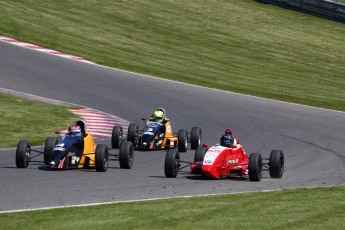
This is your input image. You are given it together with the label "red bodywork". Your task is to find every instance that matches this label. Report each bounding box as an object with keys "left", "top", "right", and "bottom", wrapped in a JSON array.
[{"left": 190, "top": 129, "right": 249, "bottom": 179}]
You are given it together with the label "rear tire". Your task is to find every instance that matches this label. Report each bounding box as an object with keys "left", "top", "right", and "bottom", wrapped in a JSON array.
[
  {"left": 248, "top": 153, "right": 262, "bottom": 181},
  {"left": 111, "top": 126, "right": 123, "bottom": 148},
  {"left": 191, "top": 127, "right": 202, "bottom": 150},
  {"left": 194, "top": 146, "right": 207, "bottom": 163},
  {"left": 16, "top": 140, "right": 31, "bottom": 168},
  {"left": 178, "top": 129, "right": 188, "bottom": 152},
  {"left": 119, "top": 141, "right": 134, "bottom": 169},
  {"left": 127, "top": 123, "right": 138, "bottom": 145},
  {"left": 95, "top": 144, "right": 109, "bottom": 172},
  {"left": 164, "top": 149, "right": 180, "bottom": 178},
  {"left": 44, "top": 137, "right": 58, "bottom": 165},
  {"left": 269, "top": 150, "right": 284, "bottom": 178}
]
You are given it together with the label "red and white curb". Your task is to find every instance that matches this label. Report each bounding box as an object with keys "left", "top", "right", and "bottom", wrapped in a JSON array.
[
  {"left": 0, "top": 35, "right": 94, "bottom": 64},
  {"left": 61, "top": 108, "right": 129, "bottom": 139}
]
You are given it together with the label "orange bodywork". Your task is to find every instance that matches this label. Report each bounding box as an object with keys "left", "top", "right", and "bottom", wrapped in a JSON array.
[
  {"left": 78, "top": 131, "right": 97, "bottom": 168},
  {"left": 161, "top": 121, "right": 178, "bottom": 149},
  {"left": 153, "top": 118, "right": 177, "bottom": 149}
]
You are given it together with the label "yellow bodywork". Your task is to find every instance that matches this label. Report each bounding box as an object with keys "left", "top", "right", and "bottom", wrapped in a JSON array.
[
  {"left": 154, "top": 118, "right": 178, "bottom": 149},
  {"left": 78, "top": 131, "right": 97, "bottom": 168}
]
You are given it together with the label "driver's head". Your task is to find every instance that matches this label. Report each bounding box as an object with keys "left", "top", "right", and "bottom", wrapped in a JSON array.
[
  {"left": 220, "top": 134, "right": 234, "bottom": 147},
  {"left": 153, "top": 109, "right": 165, "bottom": 122},
  {"left": 68, "top": 125, "right": 81, "bottom": 136}
]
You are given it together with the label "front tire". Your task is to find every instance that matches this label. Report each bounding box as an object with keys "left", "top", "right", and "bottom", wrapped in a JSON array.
[
  {"left": 44, "top": 137, "right": 58, "bottom": 165},
  {"left": 111, "top": 126, "right": 123, "bottom": 149},
  {"left": 164, "top": 149, "right": 180, "bottom": 178},
  {"left": 269, "top": 150, "right": 284, "bottom": 178},
  {"left": 191, "top": 127, "right": 202, "bottom": 150},
  {"left": 178, "top": 129, "right": 188, "bottom": 152},
  {"left": 16, "top": 140, "right": 31, "bottom": 168},
  {"left": 194, "top": 146, "right": 207, "bottom": 163},
  {"left": 119, "top": 141, "right": 134, "bottom": 169},
  {"left": 248, "top": 153, "right": 262, "bottom": 181},
  {"left": 127, "top": 123, "right": 138, "bottom": 145},
  {"left": 95, "top": 144, "right": 109, "bottom": 172}
]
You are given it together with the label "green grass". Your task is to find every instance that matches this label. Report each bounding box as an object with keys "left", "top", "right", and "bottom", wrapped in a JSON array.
[
  {"left": 0, "top": 93, "right": 79, "bottom": 148},
  {"left": 1, "top": 186, "right": 344, "bottom": 229},
  {"left": 1, "top": 0, "right": 345, "bottom": 111}
]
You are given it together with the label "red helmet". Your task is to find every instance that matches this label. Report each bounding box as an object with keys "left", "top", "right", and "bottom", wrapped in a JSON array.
[
  {"left": 225, "top": 128, "right": 234, "bottom": 136},
  {"left": 68, "top": 125, "right": 81, "bottom": 136}
]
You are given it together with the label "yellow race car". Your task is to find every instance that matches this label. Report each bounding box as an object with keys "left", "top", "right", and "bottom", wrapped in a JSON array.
[{"left": 111, "top": 109, "right": 202, "bottom": 152}]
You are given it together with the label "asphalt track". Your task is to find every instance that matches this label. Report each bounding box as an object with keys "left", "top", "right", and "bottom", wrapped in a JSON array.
[{"left": 1, "top": 41, "right": 345, "bottom": 212}]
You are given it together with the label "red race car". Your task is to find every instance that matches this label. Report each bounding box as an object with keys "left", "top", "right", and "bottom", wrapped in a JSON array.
[{"left": 164, "top": 128, "right": 284, "bottom": 181}]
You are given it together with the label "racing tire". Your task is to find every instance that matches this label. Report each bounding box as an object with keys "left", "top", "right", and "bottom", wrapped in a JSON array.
[
  {"left": 127, "top": 123, "right": 138, "bottom": 145},
  {"left": 95, "top": 144, "right": 109, "bottom": 172},
  {"left": 269, "top": 150, "right": 284, "bottom": 178},
  {"left": 164, "top": 149, "right": 180, "bottom": 178},
  {"left": 191, "top": 127, "right": 202, "bottom": 150},
  {"left": 119, "top": 141, "right": 134, "bottom": 169},
  {"left": 16, "top": 140, "right": 31, "bottom": 168},
  {"left": 248, "top": 153, "right": 262, "bottom": 182},
  {"left": 194, "top": 146, "right": 207, "bottom": 163},
  {"left": 44, "top": 137, "right": 58, "bottom": 165},
  {"left": 178, "top": 129, "right": 188, "bottom": 152},
  {"left": 111, "top": 126, "right": 123, "bottom": 149}
]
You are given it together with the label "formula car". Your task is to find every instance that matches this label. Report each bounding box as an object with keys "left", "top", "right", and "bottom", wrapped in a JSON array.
[
  {"left": 15, "top": 120, "right": 134, "bottom": 171},
  {"left": 164, "top": 128, "right": 284, "bottom": 181},
  {"left": 111, "top": 117, "right": 202, "bottom": 152}
]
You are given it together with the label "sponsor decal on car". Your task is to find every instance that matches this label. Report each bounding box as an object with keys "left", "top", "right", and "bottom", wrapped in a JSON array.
[
  {"left": 203, "top": 146, "right": 226, "bottom": 165},
  {"left": 143, "top": 132, "right": 154, "bottom": 135},
  {"left": 72, "top": 156, "right": 77, "bottom": 164},
  {"left": 227, "top": 159, "right": 239, "bottom": 164},
  {"left": 53, "top": 143, "right": 65, "bottom": 151},
  {"left": 58, "top": 158, "right": 65, "bottom": 168}
]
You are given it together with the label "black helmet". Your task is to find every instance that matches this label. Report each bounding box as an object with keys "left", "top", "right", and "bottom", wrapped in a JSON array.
[{"left": 220, "top": 134, "right": 234, "bottom": 147}]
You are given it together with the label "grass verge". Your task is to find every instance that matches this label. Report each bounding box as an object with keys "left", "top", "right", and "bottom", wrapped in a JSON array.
[
  {"left": 0, "top": 0, "right": 345, "bottom": 111},
  {"left": 0, "top": 186, "right": 344, "bottom": 229},
  {"left": 0, "top": 93, "right": 79, "bottom": 148}
]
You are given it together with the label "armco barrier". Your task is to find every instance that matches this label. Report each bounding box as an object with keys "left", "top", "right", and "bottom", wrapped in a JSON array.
[{"left": 258, "top": 0, "right": 345, "bottom": 23}]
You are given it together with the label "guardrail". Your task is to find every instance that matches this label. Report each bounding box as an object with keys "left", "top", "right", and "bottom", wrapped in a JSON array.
[{"left": 258, "top": 0, "right": 345, "bottom": 23}]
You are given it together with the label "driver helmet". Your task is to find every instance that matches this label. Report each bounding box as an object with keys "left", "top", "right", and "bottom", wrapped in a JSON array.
[
  {"left": 153, "top": 108, "right": 165, "bottom": 122},
  {"left": 68, "top": 125, "right": 81, "bottom": 136},
  {"left": 220, "top": 134, "right": 234, "bottom": 148}
]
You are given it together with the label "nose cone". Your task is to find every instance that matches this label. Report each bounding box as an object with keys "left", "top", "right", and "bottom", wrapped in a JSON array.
[{"left": 50, "top": 161, "right": 56, "bottom": 168}]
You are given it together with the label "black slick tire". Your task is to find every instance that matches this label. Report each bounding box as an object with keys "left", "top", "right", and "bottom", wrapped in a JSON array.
[
  {"left": 111, "top": 126, "right": 123, "bottom": 149},
  {"left": 127, "top": 123, "right": 138, "bottom": 145},
  {"left": 95, "top": 144, "right": 109, "bottom": 172},
  {"left": 164, "top": 149, "right": 180, "bottom": 178},
  {"left": 248, "top": 153, "right": 262, "bottom": 181},
  {"left": 194, "top": 146, "right": 207, "bottom": 163},
  {"left": 119, "top": 141, "right": 134, "bottom": 169},
  {"left": 16, "top": 140, "right": 31, "bottom": 168},
  {"left": 178, "top": 129, "right": 188, "bottom": 152},
  {"left": 191, "top": 127, "right": 202, "bottom": 150},
  {"left": 44, "top": 137, "right": 58, "bottom": 165},
  {"left": 269, "top": 150, "right": 284, "bottom": 178}
]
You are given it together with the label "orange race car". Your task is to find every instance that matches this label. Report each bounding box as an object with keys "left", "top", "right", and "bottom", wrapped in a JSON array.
[{"left": 16, "top": 120, "right": 134, "bottom": 171}]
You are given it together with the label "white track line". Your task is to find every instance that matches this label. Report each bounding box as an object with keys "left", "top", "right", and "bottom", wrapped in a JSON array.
[{"left": 0, "top": 189, "right": 282, "bottom": 214}]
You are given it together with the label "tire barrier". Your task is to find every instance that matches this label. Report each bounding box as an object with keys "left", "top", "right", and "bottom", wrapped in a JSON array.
[{"left": 257, "top": 0, "right": 345, "bottom": 23}]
